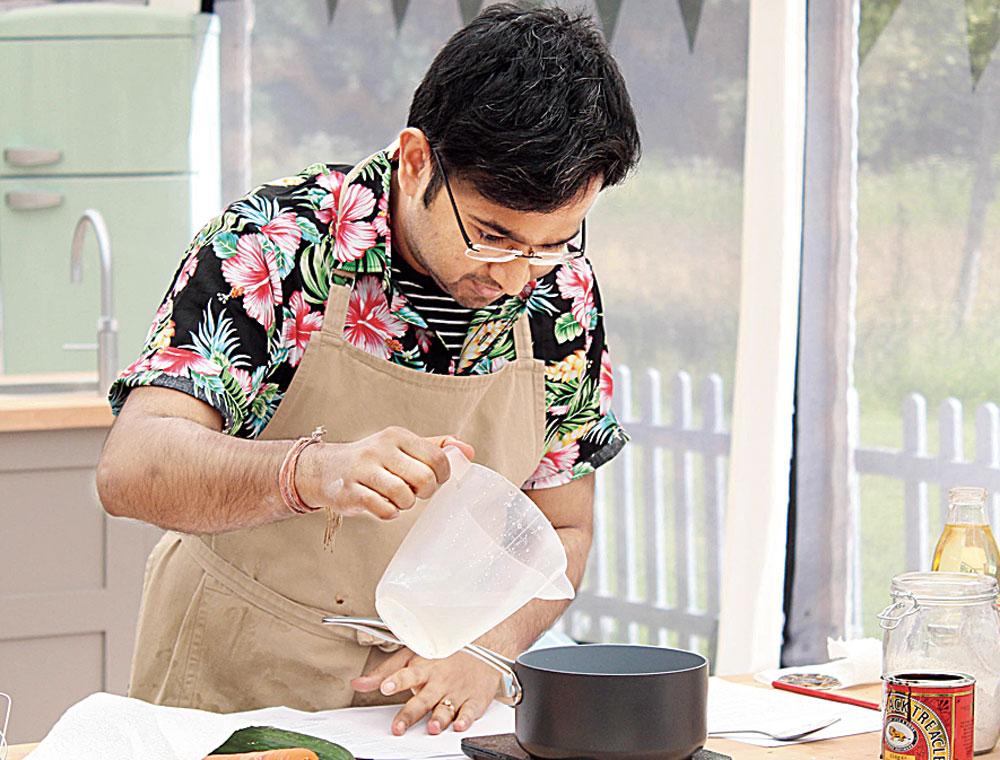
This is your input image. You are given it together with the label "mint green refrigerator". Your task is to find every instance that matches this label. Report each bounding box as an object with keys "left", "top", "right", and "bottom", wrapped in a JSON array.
[{"left": 0, "top": 3, "right": 220, "bottom": 379}]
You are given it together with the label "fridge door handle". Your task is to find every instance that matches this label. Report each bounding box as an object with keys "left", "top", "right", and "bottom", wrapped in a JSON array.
[
  {"left": 5, "top": 191, "right": 65, "bottom": 211},
  {"left": 4, "top": 147, "right": 63, "bottom": 168}
]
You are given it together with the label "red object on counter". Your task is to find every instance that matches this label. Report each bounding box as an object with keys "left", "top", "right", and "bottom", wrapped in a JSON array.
[{"left": 771, "top": 680, "right": 881, "bottom": 711}]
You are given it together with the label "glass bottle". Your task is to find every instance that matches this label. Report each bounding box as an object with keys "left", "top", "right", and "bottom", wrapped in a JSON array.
[{"left": 931, "top": 486, "right": 1000, "bottom": 584}]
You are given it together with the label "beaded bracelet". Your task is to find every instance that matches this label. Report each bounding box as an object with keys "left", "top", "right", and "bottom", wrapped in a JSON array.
[{"left": 278, "top": 426, "right": 327, "bottom": 514}]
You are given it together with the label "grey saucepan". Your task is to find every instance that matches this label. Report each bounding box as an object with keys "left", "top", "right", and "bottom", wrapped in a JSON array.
[{"left": 323, "top": 617, "right": 708, "bottom": 760}]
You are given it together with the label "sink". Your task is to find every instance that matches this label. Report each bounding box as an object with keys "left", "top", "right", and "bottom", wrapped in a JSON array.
[{"left": 0, "top": 374, "right": 100, "bottom": 396}]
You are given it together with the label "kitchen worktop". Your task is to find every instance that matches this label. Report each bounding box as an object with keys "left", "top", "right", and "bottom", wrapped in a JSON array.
[
  {"left": 0, "top": 373, "right": 114, "bottom": 432},
  {"left": 1, "top": 677, "right": 897, "bottom": 760}
]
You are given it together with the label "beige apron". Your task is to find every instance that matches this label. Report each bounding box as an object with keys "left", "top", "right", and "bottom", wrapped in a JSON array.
[{"left": 127, "top": 267, "right": 547, "bottom": 713}]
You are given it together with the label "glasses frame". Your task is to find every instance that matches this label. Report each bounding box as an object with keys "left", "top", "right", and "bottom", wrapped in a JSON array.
[{"left": 431, "top": 148, "right": 586, "bottom": 265}]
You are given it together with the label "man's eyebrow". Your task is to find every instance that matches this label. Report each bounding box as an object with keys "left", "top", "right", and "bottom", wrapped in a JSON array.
[{"left": 469, "top": 214, "right": 581, "bottom": 248}]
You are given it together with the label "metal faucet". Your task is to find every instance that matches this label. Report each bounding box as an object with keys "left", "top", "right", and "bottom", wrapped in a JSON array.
[{"left": 69, "top": 209, "right": 117, "bottom": 394}]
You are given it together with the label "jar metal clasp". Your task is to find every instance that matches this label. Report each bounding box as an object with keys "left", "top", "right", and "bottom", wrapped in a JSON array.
[{"left": 877, "top": 592, "right": 920, "bottom": 630}]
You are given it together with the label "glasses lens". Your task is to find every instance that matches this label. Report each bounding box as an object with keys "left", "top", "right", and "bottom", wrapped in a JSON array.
[{"left": 466, "top": 246, "right": 517, "bottom": 262}]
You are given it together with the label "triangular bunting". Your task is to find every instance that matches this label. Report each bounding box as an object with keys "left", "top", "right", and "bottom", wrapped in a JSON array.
[
  {"left": 325, "top": 0, "right": 338, "bottom": 24},
  {"left": 966, "top": 0, "right": 1000, "bottom": 87},
  {"left": 677, "top": 0, "right": 704, "bottom": 53},
  {"left": 859, "top": 0, "right": 902, "bottom": 63},
  {"left": 458, "top": 0, "right": 483, "bottom": 26},
  {"left": 594, "top": 0, "right": 624, "bottom": 43},
  {"left": 392, "top": 0, "right": 410, "bottom": 33}
]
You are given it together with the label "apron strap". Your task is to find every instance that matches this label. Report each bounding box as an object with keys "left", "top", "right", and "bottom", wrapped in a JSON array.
[
  {"left": 318, "top": 269, "right": 356, "bottom": 340},
  {"left": 512, "top": 309, "right": 534, "bottom": 360}
]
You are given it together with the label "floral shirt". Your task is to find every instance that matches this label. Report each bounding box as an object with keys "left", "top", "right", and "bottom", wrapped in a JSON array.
[{"left": 110, "top": 145, "right": 627, "bottom": 489}]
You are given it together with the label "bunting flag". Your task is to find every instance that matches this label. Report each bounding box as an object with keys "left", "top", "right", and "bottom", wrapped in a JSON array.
[
  {"left": 677, "top": 0, "right": 704, "bottom": 53},
  {"left": 458, "top": 0, "right": 484, "bottom": 26},
  {"left": 325, "top": 0, "right": 337, "bottom": 24},
  {"left": 594, "top": 0, "right": 624, "bottom": 43},
  {"left": 392, "top": 0, "right": 410, "bottom": 33},
  {"left": 858, "top": 0, "right": 902, "bottom": 62},
  {"left": 966, "top": 0, "right": 1000, "bottom": 87}
]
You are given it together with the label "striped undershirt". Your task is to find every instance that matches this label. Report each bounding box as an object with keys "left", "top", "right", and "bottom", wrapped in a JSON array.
[{"left": 391, "top": 255, "right": 475, "bottom": 357}]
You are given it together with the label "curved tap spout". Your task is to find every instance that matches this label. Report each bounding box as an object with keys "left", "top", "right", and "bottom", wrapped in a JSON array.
[{"left": 70, "top": 209, "right": 117, "bottom": 394}]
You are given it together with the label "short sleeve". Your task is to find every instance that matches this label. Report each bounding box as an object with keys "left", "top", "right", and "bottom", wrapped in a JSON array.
[
  {"left": 108, "top": 177, "right": 331, "bottom": 437},
  {"left": 522, "top": 260, "right": 628, "bottom": 490}
]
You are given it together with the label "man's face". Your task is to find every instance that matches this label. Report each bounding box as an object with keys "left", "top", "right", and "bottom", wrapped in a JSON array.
[{"left": 392, "top": 134, "right": 600, "bottom": 310}]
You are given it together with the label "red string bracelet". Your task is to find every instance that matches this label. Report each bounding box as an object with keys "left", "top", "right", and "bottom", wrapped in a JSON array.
[{"left": 278, "top": 426, "right": 327, "bottom": 514}]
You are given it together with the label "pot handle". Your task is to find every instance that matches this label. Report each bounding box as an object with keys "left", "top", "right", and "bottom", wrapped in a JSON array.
[{"left": 322, "top": 616, "right": 524, "bottom": 705}]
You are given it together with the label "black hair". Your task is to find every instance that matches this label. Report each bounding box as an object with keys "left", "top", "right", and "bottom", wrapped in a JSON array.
[{"left": 407, "top": 2, "right": 641, "bottom": 213}]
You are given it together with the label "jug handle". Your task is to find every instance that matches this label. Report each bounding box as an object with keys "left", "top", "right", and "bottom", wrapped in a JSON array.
[
  {"left": 322, "top": 616, "right": 523, "bottom": 704},
  {"left": 443, "top": 445, "right": 472, "bottom": 480}
]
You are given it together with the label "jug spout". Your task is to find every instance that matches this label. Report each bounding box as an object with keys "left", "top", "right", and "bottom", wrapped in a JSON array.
[{"left": 537, "top": 572, "right": 575, "bottom": 601}]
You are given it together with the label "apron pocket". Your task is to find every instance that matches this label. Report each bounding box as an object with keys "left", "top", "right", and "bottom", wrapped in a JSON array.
[{"left": 178, "top": 575, "right": 373, "bottom": 713}]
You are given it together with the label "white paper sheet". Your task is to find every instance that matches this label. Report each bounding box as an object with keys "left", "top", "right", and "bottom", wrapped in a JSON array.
[
  {"left": 28, "top": 692, "right": 515, "bottom": 760},
  {"left": 232, "top": 702, "right": 515, "bottom": 759},
  {"left": 708, "top": 677, "right": 883, "bottom": 747}
]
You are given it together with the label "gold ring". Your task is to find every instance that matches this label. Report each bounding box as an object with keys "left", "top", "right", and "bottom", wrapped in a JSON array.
[{"left": 440, "top": 698, "right": 456, "bottom": 713}]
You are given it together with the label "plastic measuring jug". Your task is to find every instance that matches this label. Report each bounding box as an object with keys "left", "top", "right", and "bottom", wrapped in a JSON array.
[{"left": 375, "top": 446, "right": 575, "bottom": 659}]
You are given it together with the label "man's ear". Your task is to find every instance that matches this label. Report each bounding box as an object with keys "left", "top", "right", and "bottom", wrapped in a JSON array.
[{"left": 396, "top": 128, "right": 432, "bottom": 200}]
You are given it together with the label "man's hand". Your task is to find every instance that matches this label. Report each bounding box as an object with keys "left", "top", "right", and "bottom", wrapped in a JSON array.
[
  {"left": 351, "top": 648, "right": 501, "bottom": 735},
  {"left": 298, "top": 429, "right": 474, "bottom": 520}
]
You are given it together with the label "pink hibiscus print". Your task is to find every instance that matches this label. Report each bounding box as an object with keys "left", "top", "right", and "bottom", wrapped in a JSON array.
[
  {"left": 313, "top": 169, "right": 346, "bottom": 224},
  {"left": 599, "top": 349, "right": 614, "bottom": 416},
  {"left": 228, "top": 366, "right": 254, "bottom": 398},
  {"left": 556, "top": 260, "right": 596, "bottom": 331},
  {"left": 282, "top": 290, "right": 323, "bottom": 367},
  {"left": 344, "top": 276, "right": 406, "bottom": 359},
  {"left": 314, "top": 170, "right": 378, "bottom": 263},
  {"left": 122, "top": 354, "right": 154, "bottom": 376},
  {"left": 373, "top": 194, "right": 391, "bottom": 247},
  {"left": 149, "top": 347, "right": 221, "bottom": 377},
  {"left": 260, "top": 211, "right": 302, "bottom": 261},
  {"left": 413, "top": 326, "right": 433, "bottom": 353},
  {"left": 526, "top": 439, "right": 580, "bottom": 489},
  {"left": 221, "top": 234, "right": 282, "bottom": 331},
  {"left": 172, "top": 250, "right": 200, "bottom": 295}
]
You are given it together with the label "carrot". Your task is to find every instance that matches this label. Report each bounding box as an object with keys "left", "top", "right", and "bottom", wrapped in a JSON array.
[{"left": 203, "top": 749, "right": 319, "bottom": 760}]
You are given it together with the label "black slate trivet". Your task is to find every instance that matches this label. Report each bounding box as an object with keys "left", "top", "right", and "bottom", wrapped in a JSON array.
[{"left": 460, "top": 733, "right": 731, "bottom": 760}]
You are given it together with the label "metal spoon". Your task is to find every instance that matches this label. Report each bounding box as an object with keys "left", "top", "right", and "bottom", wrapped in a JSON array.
[{"left": 708, "top": 717, "right": 841, "bottom": 741}]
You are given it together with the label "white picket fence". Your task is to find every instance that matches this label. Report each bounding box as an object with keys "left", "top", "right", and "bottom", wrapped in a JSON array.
[
  {"left": 555, "top": 366, "right": 730, "bottom": 660},
  {"left": 552, "top": 370, "right": 1000, "bottom": 662},
  {"left": 854, "top": 393, "right": 1000, "bottom": 572}
]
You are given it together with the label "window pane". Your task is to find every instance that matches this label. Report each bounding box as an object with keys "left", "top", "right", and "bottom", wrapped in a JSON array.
[
  {"left": 251, "top": 0, "right": 461, "bottom": 184},
  {"left": 856, "top": 0, "right": 1000, "bottom": 634}
]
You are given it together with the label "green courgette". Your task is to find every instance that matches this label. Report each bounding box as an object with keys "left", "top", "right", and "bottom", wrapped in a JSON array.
[{"left": 210, "top": 725, "right": 354, "bottom": 760}]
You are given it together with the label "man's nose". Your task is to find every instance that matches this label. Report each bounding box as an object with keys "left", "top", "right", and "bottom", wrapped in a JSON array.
[{"left": 488, "top": 258, "right": 533, "bottom": 296}]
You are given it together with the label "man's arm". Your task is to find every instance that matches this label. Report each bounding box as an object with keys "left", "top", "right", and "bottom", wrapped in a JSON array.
[
  {"left": 351, "top": 473, "right": 595, "bottom": 734},
  {"left": 97, "top": 385, "right": 471, "bottom": 533}
]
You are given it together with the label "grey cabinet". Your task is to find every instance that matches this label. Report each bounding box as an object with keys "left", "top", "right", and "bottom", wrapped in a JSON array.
[{"left": 0, "top": 425, "right": 163, "bottom": 744}]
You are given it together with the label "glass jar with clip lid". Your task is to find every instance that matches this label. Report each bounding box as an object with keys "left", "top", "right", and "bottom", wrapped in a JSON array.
[{"left": 878, "top": 571, "right": 1000, "bottom": 753}]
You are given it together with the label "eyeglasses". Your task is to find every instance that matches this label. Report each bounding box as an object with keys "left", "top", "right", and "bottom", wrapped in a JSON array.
[{"left": 431, "top": 148, "right": 586, "bottom": 265}]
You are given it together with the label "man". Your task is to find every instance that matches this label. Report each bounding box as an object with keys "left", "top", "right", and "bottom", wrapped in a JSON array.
[{"left": 97, "top": 2, "right": 640, "bottom": 736}]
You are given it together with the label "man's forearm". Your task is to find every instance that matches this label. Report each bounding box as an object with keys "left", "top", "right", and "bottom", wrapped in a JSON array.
[
  {"left": 97, "top": 386, "right": 470, "bottom": 535},
  {"left": 98, "top": 408, "right": 296, "bottom": 534}
]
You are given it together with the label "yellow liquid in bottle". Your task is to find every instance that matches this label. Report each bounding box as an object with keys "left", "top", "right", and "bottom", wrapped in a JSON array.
[{"left": 931, "top": 523, "right": 1000, "bottom": 580}]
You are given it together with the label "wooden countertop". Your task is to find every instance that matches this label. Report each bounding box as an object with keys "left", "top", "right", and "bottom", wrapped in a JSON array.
[{"left": 0, "top": 373, "right": 114, "bottom": 432}]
